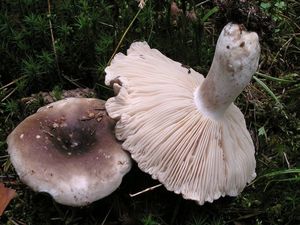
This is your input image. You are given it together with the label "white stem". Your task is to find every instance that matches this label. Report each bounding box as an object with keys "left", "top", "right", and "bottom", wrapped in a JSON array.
[{"left": 194, "top": 23, "right": 260, "bottom": 119}]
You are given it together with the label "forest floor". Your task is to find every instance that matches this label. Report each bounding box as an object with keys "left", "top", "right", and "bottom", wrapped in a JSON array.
[{"left": 0, "top": 0, "right": 299, "bottom": 224}]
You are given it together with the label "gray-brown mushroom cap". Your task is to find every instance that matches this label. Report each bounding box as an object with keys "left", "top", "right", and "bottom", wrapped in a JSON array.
[{"left": 6, "top": 98, "right": 132, "bottom": 206}]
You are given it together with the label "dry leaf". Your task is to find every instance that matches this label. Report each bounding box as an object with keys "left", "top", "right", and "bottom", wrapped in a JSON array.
[{"left": 0, "top": 182, "right": 16, "bottom": 216}]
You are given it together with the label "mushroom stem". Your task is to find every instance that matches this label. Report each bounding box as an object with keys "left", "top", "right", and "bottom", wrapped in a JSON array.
[{"left": 194, "top": 23, "right": 260, "bottom": 120}]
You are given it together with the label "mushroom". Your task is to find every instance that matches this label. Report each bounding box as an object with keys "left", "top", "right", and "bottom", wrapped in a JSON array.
[
  {"left": 6, "top": 98, "right": 132, "bottom": 206},
  {"left": 105, "top": 23, "right": 260, "bottom": 204}
]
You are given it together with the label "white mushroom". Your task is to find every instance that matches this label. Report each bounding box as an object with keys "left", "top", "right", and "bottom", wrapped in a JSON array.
[
  {"left": 6, "top": 98, "right": 132, "bottom": 206},
  {"left": 105, "top": 23, "right": 260, "bottom": 204}
]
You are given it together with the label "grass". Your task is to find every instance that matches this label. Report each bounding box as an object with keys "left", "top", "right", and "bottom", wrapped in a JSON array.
[{"left": 0, "top": 0, "right": 299, "bottom": 224}]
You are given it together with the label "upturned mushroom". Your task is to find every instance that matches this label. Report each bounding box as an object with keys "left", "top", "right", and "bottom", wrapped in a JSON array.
[
  {"left": 105, "top": 23, "right": 260, "bottom": 204},
  {"left": 6, "top": 98, "right": 131, "bottom": 206}
]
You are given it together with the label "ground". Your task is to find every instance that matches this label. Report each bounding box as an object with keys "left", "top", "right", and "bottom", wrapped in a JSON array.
[{"left": 0, "top": 0, "right": 299, "bottom": 224}]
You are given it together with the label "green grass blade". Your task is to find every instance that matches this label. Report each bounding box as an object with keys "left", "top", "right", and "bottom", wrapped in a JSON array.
[
  {"left": 253, "top": 75, "right": 283, "bottom": 107},
  {"left": 255, "top": 72, "right": 296, "bottom": 83},
  {"left": 263, "top": 175, "right": 300, "bottom": 191},
  {"left": 251, "top": 168, "right": 300, "bottom": 184},
  {"left": 201, "top": 6, "right": 219, "bottom": 23},
  {"left": 253, "top": 169, "right": 300, "bottom": 191},
  {"left": 261, "top": 168, "right": 300, "bottom": 178}
]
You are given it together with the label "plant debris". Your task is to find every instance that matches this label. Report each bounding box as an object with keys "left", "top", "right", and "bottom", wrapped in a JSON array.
[{"left": 0, "top": 183, "right": 16, "bottom": 216}]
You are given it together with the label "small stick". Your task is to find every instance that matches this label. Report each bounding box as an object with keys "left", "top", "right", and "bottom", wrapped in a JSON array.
[
  {"left": 195, "top": 0, "right": 210, "bottom": 7},
  {"left": 129, "top": 184, "right": 162, "bottom": 197},
  {"left": 0, "top": 75, "right": 28, "bottom": 91},
  {"left": 1, "top": 87, "right": 17, "bottom": 102},
  {"left": 100, "top": 205, "right": 113, "bottom": 225},
  {"left": 107, "top": 7, "right": 143, "bottom": 66},
  {"left": 283, "top": 152, "right": 291, "bottom": 169},
  {"left": 47, "top": 0, "right": 61, "bottom": 78}
]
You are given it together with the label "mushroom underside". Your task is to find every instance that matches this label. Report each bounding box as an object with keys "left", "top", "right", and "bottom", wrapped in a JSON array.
[{"left": 105, "top": 42, "right": 256, "bottom": 204}]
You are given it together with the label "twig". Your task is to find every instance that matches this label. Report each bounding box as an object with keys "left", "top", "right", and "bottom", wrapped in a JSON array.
[
  {"left": 100, "top": 205, "right": 113, "bottom": 225},
  {"left": 283, "top": 152, "right": 291, "bottom": 169},
  {"left": 61, "top": 74, "right": 83, "bottom": 88},
  {"left": 1, "top": 87, "right": 17, "bottom": 102},
  {"left": 95, "top": 83, "right": 113, "bottom": 91},
  {"left": 47, "top": 0, "right": 61, "bottom": 78},
  {"left": 268, "top": 37, "right": 293, "bottom": 72},
  {"left": 107, "top": 7, "right": 143, "bottom": 66},
  {"left": 0, "top": 75, "right": 28, "bottom": 91},
  {"left": 227, "top": 211, "right": 264, "bottom": 222},
  {"left": 129, "top": 184, "right": 162, "bottom": 197},
  {"left": 9, "top": 219, "right": 20, "bottom": 225},
  {"left": 195, "top": 0, "right": 210, "bottom": 7},
  {"left": 9, "top": 219, "right": 27, "bottom": 225},
  {"left": 279, "top": 13, "right": 300, "bottom": 31},
  {"left": 99, "top": 21, "right": 114, "bottom": 28},
  {"left": 0, "top": 175, "right": 16, "bottom": 178}
]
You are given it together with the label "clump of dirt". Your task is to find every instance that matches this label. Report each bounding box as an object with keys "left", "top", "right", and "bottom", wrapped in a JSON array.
[
  {"left": 21, "top": 88, "right": 96, "bottom": 106},
  {"left": 214, "top": 0, "right": 275, "bottom": 39}
]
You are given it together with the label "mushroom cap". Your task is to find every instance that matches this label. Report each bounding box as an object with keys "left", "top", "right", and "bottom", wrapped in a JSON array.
[
  {"left": 105, "top": 25, "right": 257, "bottom": 204},
  {"left": 6, "top": 98, "right": 131, "bottom": 206}
]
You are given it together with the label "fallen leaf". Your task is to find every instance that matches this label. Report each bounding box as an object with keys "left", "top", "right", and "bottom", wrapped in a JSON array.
[{"left": 0, "top": 182, "right": 16, "bottom": 216}]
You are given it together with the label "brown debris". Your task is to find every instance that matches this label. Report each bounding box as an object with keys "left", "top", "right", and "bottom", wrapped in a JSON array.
[
  {"left": 0, "top": 183, "right": 16, "bottom": 216},
  {"left": 214, "top": 0, "right": 275, "bottom": 38},
  {"left": 21, "top": 88, "right": 96, "bottom": 106}
]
